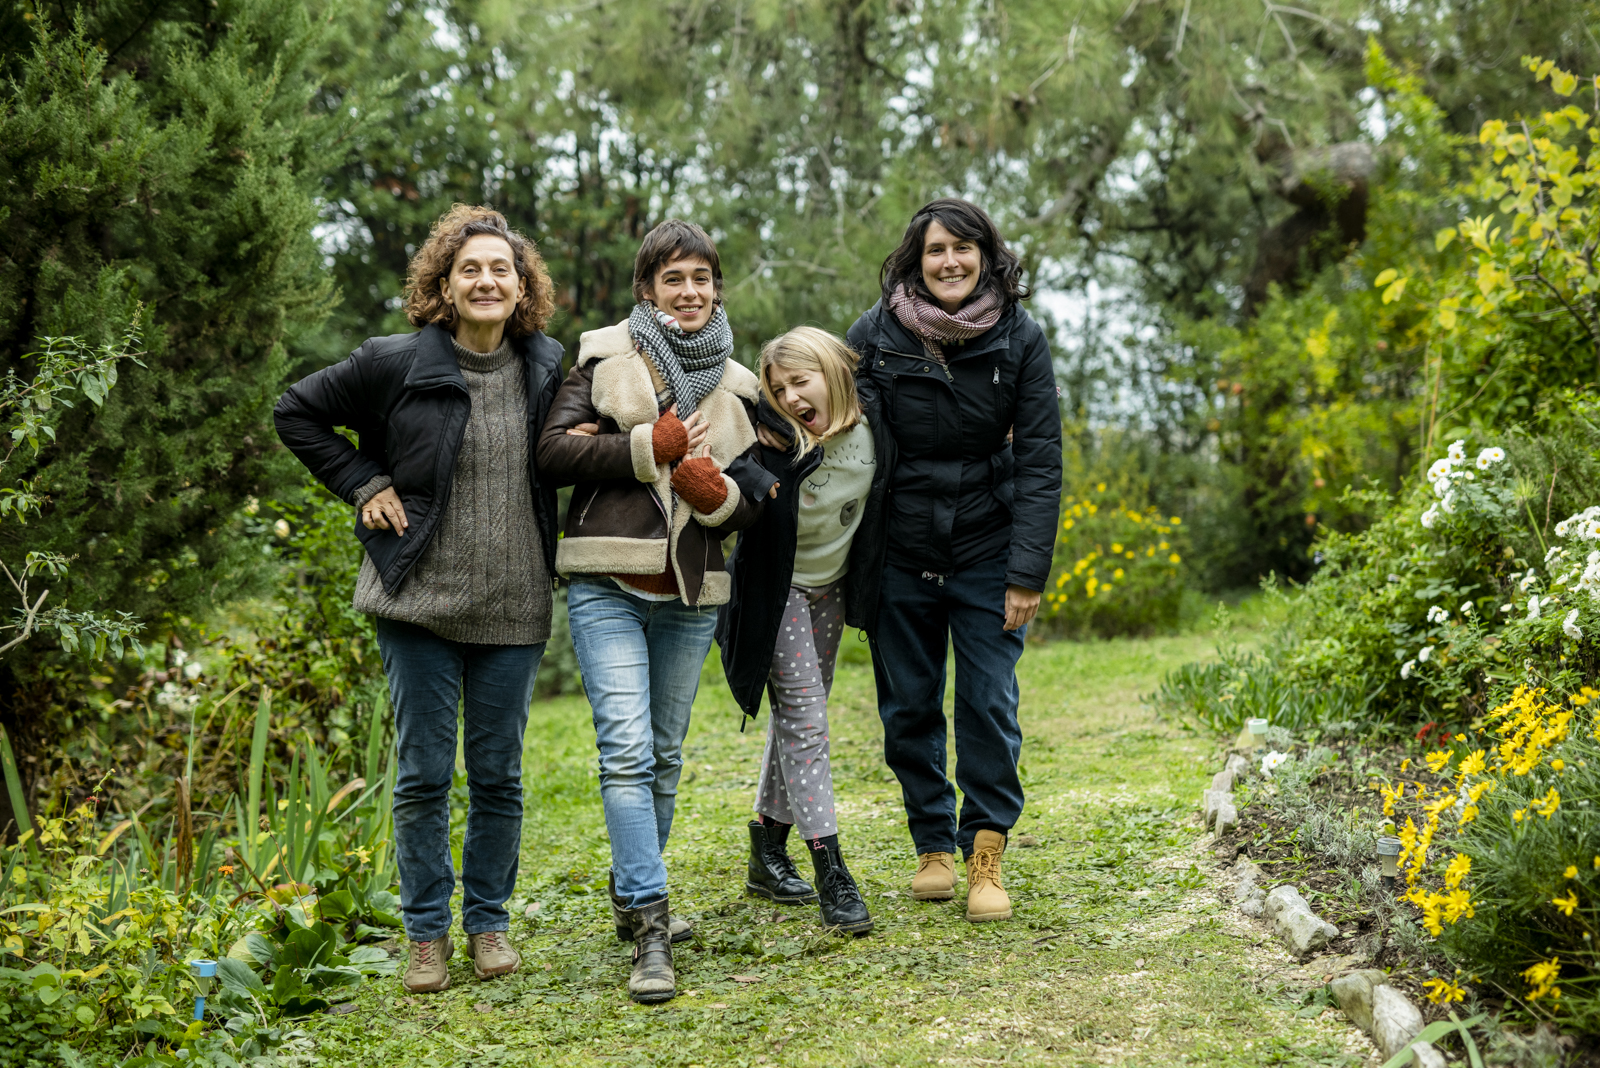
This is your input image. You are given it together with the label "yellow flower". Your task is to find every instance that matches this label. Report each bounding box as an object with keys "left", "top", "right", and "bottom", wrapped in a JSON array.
[
  {"left": 1444, "top": 853, "right": 1472, "bottom": 890},
  {"left": 1443, "top": 889, "right": 1474, "bottom": 923},
  {"left": 1113, "top": 568, "right": 1124, "bottom": 580},
  {"left": 1459, "top": 750, "right": 1487, "bottom": 776},
  {"left": 1423, "top": 978, "right": 1466, "bottom": 1005},
  {"left": 1552, "top": 889, "right": 1579, "bottom": 916},
  {"left": 1552, "top": 759, "right": 1566, "bottom": 771},
  {"left": 1565, "top": 865, "right": 1578, "bottom": 879},
  {"left": 1380, "top": 782, "right": 1405, "bottom": 816},
  {"left": 1424, "top": 749, "right": 1452, "bottom": 773},
  {"left": 1168, "top": 553, "right": 1182, "bottom": 564},
  {"left": 1111, "top": 543, "right": 1123, "bottom": 553},
  {"left": 1401, "top": 758, "right": 1412, "bottom": 771},
  {"left": 1170, "top": 516, "right": 1182, "bottom": 524},
  {"left": 1523, "top": 957, "right": 1561, "bottom": 1002},
  {"left": 1535, "top": 787, "right": 1561, "bottom": 818},
  {"left": 1096, "top": 482, "right": 1107, "bottom": 492}
]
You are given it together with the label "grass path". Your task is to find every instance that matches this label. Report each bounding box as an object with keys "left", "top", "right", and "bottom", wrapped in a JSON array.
[{"left": 307, "top": 632, "right": 1371, "bottom": 1066}]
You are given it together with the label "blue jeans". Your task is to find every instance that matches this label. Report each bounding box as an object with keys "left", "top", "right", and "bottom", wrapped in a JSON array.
[
  {"left": 869, "top": 555, "right": 1026, "bottom": 859},
  {"left": 567, "top": 579, "right": 718, "bottom": 909},
  {"left": 376, "top": 617, "right": 545, "bottom": 942}
]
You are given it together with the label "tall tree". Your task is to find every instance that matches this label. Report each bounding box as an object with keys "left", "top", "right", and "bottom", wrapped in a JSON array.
[{"left": 0, "top": 0, "right": 349, "bottom": 815}]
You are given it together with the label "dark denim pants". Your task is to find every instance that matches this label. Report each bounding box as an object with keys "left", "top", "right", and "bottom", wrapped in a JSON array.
[
  {"left": 376, "top": 617, "right": 545, "bottom": 942},
  {"left": 869, "top": 555, "right": 1026, "bottom": 859}
]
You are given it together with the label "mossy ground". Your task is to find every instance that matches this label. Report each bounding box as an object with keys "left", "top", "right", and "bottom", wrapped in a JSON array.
[{"left": 304, "top": 632, "right": 1374, "bottom": 1066}]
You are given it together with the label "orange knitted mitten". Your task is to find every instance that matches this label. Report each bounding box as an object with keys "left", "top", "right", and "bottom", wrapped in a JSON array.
[
  {"left": 671, "top": 456, "right": 729, "bottom": 514},
  {"left": 652, "top": 411, "right": 689, "bottom": 464}
]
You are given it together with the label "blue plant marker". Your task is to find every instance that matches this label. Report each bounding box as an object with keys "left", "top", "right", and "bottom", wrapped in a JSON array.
[{"left": 190, "top": 959, "right": 217, "bottom": 1021}]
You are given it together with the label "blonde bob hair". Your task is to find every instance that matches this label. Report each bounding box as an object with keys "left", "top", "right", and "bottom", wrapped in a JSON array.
[{"left": 758, "top": 326, "right": 863, "bottom": 459}]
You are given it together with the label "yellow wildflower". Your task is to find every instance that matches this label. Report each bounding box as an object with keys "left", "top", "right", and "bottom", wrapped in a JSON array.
[
  {"left": 1443, "top": 889, "right": 1474, "bottom": 923},
  {"left": 1523, "top": 957, "right": 1562, "bottom": 1002},
  {"left": 1169, "top": 553, "right": 1182, "bottom": 564},
  {"left": 1553, "top": 759, "right": 1567, "bottom": 771},
  {"left": 1425, "top": 750, "right": 1452, "bottom": 773},
  {"left": 1423, "top": 978, "right": 1466, "bottom": 1005},
  {"left": 1552, "top": 889, "right": 1579, "bottom": 917},
  {"left": 1535, "top": 787, "right": 1561, "bottom": 818},
  {"left": 1459, "top": 750, "right": 1487, "bottom": 776},
  {"left": 1380, "top": 782, "right": 1404, "bottom": 816},
  {"left": 1444, "top": 854, "right": 1471, "bottom": 890},
  {"left": 1565, "top": 865, "right": 1578, "bottom": 879},
  {"left": 1401, "top": 758, "right": 1412, "bottom": 771}
]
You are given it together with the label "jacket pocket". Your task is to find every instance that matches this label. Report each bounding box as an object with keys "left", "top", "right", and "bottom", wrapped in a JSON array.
[{"left": 989, "top": 445, "right": 1015, "bottom": 512}]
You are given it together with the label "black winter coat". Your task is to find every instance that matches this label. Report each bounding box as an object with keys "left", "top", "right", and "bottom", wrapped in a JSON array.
[
  {"left": 844, "top": 300, "right": 1062, "bottom": 634},
  {"left": 716, "top": 400, "right": 887, "bottom": 717},
  {"left": 273, "top": 323, "right": 564, "bottom": 595}
]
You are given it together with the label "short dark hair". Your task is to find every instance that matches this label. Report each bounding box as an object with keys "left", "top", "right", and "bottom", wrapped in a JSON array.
[
  {"left": 631, "top": 219, "right": 724, "bottom": 304},
  {"left": 878, "top": 198, "right": 1030, "bottom": 308}
]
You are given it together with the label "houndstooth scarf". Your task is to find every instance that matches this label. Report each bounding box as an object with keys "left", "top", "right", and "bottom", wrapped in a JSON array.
[
  {"left": 627, "top": 302, "right": 733, "bottom": 416},
  {"left": 887, "top": 284, "right": 1004, "bottom": 365}
]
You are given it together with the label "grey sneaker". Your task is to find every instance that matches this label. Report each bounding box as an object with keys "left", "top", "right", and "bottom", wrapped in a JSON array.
[
  {"left": 468, "top": 930, "right": 520, "bottom": 979},
  {"left": 403, "top": 933, "right": 454, "bottom": 993}
]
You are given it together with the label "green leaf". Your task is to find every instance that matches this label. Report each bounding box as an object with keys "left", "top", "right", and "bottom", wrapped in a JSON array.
[
  {"left": 1374, "top": 268, "right": 1399, "bottom": 287},
  {"left": 1435, "top": 228, "right": 1457, "bottom": 251},
  {"left": 216, "top": 956, "right": 266, "bottom": 998}
]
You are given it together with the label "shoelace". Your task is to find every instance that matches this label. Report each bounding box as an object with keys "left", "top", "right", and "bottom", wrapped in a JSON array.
[
  {"left": 822, "top": 859, "right": 863, "bottom": 906},
  {"left": 413, "top": 940, "right": 440, "bottom": 968},
  {"left": 916, "top": 854, "right": 946, "bottom": 874},
  {"left": 968, "top": 849, "right": 1003, "bottom": 886},
  {"left": 476, "top": 932, "right": 507, "bottom": 956},
  {"left": 766, "top": 841, "right": 804, "bottom": 881}
]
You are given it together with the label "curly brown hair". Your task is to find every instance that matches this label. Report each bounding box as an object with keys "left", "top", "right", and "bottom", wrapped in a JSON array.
[{"left": 404, "top": 204, "right": 555, "bottom": 337}]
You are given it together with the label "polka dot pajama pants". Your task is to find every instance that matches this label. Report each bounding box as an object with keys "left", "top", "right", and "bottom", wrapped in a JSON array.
[{"left": 755, "top": 582, "right": 843, "bottom": 840}]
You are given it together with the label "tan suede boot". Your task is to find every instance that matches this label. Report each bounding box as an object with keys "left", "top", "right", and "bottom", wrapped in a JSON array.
[
  {"left": 467, "top": 931, "right": 520, "bottom": 979},
  {"left": 911, "top": 851, "right": 956, "bottom": 901},
  {"left": 964, "top": 830, "right": 1012, "bottom": 922},
  {"left": 403, "top": 933, "right": 454, "bottom": 993}
]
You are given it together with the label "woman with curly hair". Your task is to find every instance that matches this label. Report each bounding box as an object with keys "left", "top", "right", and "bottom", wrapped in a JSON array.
[{"left": 274, "top": 204, "right": 563, "bottom": 994}]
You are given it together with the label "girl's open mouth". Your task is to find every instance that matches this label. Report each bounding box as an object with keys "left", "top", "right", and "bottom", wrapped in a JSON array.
[{"left": 796, "top": 406, "right": 818, "bottom": 426}]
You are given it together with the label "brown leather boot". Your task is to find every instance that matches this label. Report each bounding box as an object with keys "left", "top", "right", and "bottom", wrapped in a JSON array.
[
  {"left": 964, "top": 830, "right": 1012, "bottom": 922},
  {"left": 911, "top": 851, "right": 956, "bottom": 900}
]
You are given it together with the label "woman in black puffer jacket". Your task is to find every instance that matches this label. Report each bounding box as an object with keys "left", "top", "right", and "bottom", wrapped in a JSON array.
[{"left": 844, "top": 197, "right": 1061, "bottom": 924}]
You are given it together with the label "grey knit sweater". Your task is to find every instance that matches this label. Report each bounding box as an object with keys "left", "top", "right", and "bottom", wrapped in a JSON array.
[{"left": 351, "top": 336, "right": 550, "bottom": 645}]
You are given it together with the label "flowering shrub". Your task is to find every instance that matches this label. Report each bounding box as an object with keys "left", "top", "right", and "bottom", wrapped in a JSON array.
[
  {"left": 1395, "top": 684, "right": 1600, "bottom": 1031},
  {"left": 1037, "top": 481, "right": 1188, "bottom": 638}
]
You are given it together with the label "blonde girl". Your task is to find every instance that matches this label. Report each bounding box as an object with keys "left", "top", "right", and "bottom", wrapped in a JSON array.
[{"left": 716, "top": 326, "right": 880, "bottom": 934}]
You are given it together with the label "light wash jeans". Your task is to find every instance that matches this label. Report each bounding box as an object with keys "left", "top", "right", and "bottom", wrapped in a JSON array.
[
  {"left": 375, "top": 617, "right": 545, "bottom": 943},
  {"left": 567, "top": 578, "right": 718, "bottom": 909}
]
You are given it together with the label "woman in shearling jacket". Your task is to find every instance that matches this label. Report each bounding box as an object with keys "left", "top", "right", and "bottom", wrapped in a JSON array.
[{"left": 536, "top": 219, "right": 772, "bottom": 1004}]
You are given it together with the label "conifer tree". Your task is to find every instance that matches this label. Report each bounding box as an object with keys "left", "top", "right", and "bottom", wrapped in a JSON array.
[{"left": 0, "top": 0, "right": 345, "bottom": 814}]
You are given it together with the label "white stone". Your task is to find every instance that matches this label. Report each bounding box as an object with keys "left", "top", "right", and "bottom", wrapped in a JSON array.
[
  {"left": 1328, "top": 969, "right": 1387, "bottom": 1034},
  {"left": 1371, "top": 984, "right": 1445, "bottom": 1068},
  {"left": 1214, "top": 798, "right": 1239, "bottom": 835},
  {"left": 1239, "top": 888, "right": 1266, "bottom": 917},
  {"left": 1224, "top": 752, "right": 1250, "bottom": 777},
  {"left": 1263, "top": 885, "right": 1339, "bottom": 957},
  {"left": 1230, "top": 857, "right": 1264, "bottom": 902},
  {"left": 1201, "top": 788, "right": 1227, "bottom": 828},
  {"left": 1211, "top": 768, "right": 1238, "bottom": 793}
]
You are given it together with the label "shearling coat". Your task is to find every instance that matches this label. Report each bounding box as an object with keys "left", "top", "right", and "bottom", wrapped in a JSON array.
[{"left": 535, "top": 321, "right": 771, "bottom": 607}]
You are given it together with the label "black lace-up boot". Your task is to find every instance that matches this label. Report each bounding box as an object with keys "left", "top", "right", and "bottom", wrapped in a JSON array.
[
  {"left": 746, "top": 820, "right": 818, "bottom": 904},
  {"left": 807, "top": 835, "right": 873, "bottom": 935}
]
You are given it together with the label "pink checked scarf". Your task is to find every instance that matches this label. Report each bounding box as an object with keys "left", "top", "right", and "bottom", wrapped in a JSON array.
[{"left": 886, "top": 283, "right": 1003, "bottom": 365}]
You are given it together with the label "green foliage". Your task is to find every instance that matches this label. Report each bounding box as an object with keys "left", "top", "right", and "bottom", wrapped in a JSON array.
[
  {"left": 1038, "top": 473, "right": 1188, "bottom": 639},
  {"left": 0, "top": 695, "right": 398, "bottom": 1063}
]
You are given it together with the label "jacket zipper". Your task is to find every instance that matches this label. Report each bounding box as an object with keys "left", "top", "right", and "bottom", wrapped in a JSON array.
[{"left": 577, "top": 485, "right": 600, "bottom": 525}]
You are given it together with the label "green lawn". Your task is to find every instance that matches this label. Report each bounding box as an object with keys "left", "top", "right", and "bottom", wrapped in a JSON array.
[{"left": 304, "top": 631, "right": 1368, "bottom": 1067}]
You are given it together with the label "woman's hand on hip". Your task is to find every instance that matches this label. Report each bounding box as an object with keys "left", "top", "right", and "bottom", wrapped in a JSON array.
[
  {"left": 1003, "top": 585, "right": 1040, "bottom": 631},
  {"left": 362, "top": 486, "right": 410, "bottom": 535}
]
